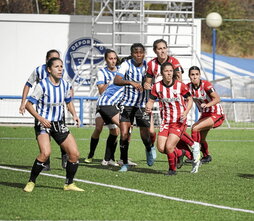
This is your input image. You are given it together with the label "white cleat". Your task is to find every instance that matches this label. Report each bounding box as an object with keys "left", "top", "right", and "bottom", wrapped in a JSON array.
[
  {"left": 192, "top": 142, "right": 201, "bottom": 163},
  {"left": 191, "top": 160, "right": 201, "bottom": 173}
]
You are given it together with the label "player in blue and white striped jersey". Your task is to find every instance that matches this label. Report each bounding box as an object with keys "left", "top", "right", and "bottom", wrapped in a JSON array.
[
  {"left": 19, "top": 49, "right": 68, "bottom": 170},
  {"left": 19, "top": 49, "right": 60, "bottom": 114},
  {"left": 84, "top": 49, "right": 122, "bottom": 166},
  {"left": 23, "top": 57, "right": 84, "bottom": 192},
  {"left": 114, "top": 43, "right": 157, "bottom": 172}
]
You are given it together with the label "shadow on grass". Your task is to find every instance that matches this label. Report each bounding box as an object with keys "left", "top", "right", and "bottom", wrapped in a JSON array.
[
  {"left": 0, "top": 181, "right": 62, "bottom": 191},
  {"left": 238, "top": 173, "right": 254, "bottom": 179},
  {"left": 79, "top": 158, "right": 175, "bottom": 175}
]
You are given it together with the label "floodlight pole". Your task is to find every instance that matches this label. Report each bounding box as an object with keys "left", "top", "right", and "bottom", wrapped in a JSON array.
[{"left": 212, "top": 28, "right": 216, "bottom": 81}]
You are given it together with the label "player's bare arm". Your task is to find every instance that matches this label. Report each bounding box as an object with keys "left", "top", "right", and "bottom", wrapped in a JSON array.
[
  {"left": 114, "top": 75, "right": 143, "bottom": 91},
  {"left": 25, "top": 101, "right": 51, "bottom": 128}
]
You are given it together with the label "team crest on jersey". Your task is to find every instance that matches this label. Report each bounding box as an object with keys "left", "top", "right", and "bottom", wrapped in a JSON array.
[{"left": 65, "top": 37, "right": 106, "bottom": 84}]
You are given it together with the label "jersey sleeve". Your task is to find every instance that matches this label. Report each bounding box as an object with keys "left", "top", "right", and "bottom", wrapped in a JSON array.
[
  {"left": 171, "top": 57, "right": 184, "bottom": 73},
  {"left": 204, "top": 81, "right": 216, "bottom": 94},
  {"left": 116, "top": 61, "right": 129, "bottom": 78},
  {"left": 26, "top": 68, "right": 37, "bottom": 88},
  {"left": 64, "top": 82, "right": 72, "bottom": 104},
  {"left": 150, "top": 84, "right": 158, "bottom": 100},
  {"left": 27, "top": 83, "right": 43, "bottom": 104},
  {"left": 96, "top": 69, "right": 106, "bottom": 85},
  {"left": 180, "top": 82, "right": 191, "bottom": 98},
  {"left": 146, "top": 60, "right": 154, "bottom": 78}
]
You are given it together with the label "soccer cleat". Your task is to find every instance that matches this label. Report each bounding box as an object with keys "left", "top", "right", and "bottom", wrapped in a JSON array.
[
  {"left": 84, "top": 158, "right": 93, "bottom": 163},
  {"left": 101, "top": 159, "right": 109, "bottom": 166},
  {"left": 151, "top": 146, "right": 157, "bottom": 160},
  {"left": 191, "top": 160, "right": 201, "bottom": 173},
  {"left": 201, "top": 155, "right": 212, "bottom": 164},
  {"left": 192, "top": 142, "right": 201, "bottom": 163},
  {"left": 118, "top": 164, "right": 129, "bottom": 172},
  {"left": 42, "top": 163, "right": 50, "bottom": 171},
  {"left": 118, "top": 159, "right": 137, "bottom": 166},
  {"left": 108, "top": 160, "right": 119, "bottom": 167},
  {"left": 64, "top": 183, "right": 84, "bottom": 192},
  {"left": 61, "top": 154, "right": 68, "bottom": 169},
  {"left": 177, "top": 149, "right": 186, "bottom": 169},
  {"left": 23, "top": 181, "right": 35, "bottom": 192},
  {"left": 184, "top": 158, "right": 193, "bottom": 164},
  {"left": 145, "top": 148, "right": 155, "bottom": 166},
  {"left": 165, "top": 170, "right": 177, "bottom": 176}
]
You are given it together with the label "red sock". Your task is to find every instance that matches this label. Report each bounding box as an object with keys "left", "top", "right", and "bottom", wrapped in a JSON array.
[
  {"left": 150, "top": 132, "right": 156, "bottom": 145},
  {"left": 174, "top": 147, "right": 182, "bottom": 157},
  {"left": 167, "top": 152, "right": 177, "bottom": 171},
  {"left": 201, "top": 141, "right": 209, "bottom": 157},
  {"left": 192, "top": 130, "right": 201, "bottom": 143},
  {"left": 181, "top": 131, "right": 194, "bottom": 146},
  {"left": 177, "top": 140, "right": 192, "bottom": 160}
]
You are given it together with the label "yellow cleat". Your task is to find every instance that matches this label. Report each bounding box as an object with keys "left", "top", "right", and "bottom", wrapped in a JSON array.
[
  {"left": 64, "top": 183, "right": 84, "bottom": 192},
  {"left": 23, "top": 182, "right": 35, "bottom": 192},
  {"left": 84, "top": 158, "right": 93, "bottom": 163}
]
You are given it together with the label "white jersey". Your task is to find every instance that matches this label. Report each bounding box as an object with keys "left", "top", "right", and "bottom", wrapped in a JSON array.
[
  {"left": 28, "top": 77, "right": 72, "bottom": 122},
  {"left": 117, "top": 59, "right": 147, "bottom": 108}
]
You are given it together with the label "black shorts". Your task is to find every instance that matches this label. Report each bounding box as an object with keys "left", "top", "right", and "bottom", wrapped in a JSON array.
[
  {"left": 120, "top": 106, "right": 150, "bottom": 128},
  {"left": 97, "top": 105, "right": 119, "bottom": 125},
  {"left": 34, "top": 120, "right": 70, "bottom": 145}
]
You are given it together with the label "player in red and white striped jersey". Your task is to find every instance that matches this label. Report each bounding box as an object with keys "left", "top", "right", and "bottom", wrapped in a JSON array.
[
  {"left": 144, "top": 39, "right": 184, "bottom": 146},
  {"left": 187, "top": 66, "right": 225, "bottom": 163},
  {"left": 144, "top": 39, "right": 200, "bottom": 169},
  {"left": 146, "top": 62, "right": 200, "bottom": 175}
]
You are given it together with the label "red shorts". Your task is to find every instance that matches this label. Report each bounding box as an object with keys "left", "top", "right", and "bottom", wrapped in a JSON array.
[
  {"left": 200, "top": 113, "right": 225, "bottom": 128},
  {"left": 158, "top": 122, "right": 187, "bottom": 137}
]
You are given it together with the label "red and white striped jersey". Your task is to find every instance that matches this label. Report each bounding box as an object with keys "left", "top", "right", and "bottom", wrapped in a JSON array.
[
  {"left": 147, "top": 56, "right": 182, "bottom": 83},
  {"left": 187, "top": 80, "right": 224, "bottom": 115},
  {"left": 151, "top": 80, "right": 190, "bottom": 124}
]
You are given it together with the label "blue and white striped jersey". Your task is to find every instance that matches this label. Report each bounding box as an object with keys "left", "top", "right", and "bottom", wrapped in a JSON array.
[
  {"left": 96, "top": 66, "right": 124, "bottom": 106},
  {"left": 116, "top": 59, "right": 147, "bottom": 108},
  {"left": 26, "top": 64, "right": 49, "bottom": 87},
  {"left": 96, "top": 67, "right": 116, "bottom": 86},
  {"left": 28, "top": 77, "right": 72, "bottom": 122},
  {"left": 97, "top": 83, "right": 124, "bottom": 106}
]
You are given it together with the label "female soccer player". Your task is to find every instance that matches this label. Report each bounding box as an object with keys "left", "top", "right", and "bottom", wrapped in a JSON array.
[
  {"left": 114, "top": 43, "right": 156, "bottom": 172},
  {"left": 23, "top": 57, "right": 83, "bottom": 192},
  {"left": 187, "top": 66, "right": 225, "bottom": 163},
  {"left": 19, "top": 49, "right": 68, "bottom": 170},
  {"left": 146, "top": 62, "right": 200, "bottom": 175},
  {"left": 144, "top": 39, "right": 200, "bottom": 168},
  {"left": 84, "top": 49, "right": 122, "bottom": 166}
]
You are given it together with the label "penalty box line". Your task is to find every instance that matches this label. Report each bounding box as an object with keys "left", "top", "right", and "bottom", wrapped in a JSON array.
[{"left": 1, "top": 165, "right": 254, "bottom": 215}]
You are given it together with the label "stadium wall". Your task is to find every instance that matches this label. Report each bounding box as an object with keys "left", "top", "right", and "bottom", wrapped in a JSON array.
[{"left": 0, "top": 13, "right": 201, "bottom": 125}]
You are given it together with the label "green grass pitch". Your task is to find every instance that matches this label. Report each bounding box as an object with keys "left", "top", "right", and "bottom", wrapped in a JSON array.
[{"left": 0, "top": 126, "right": 254, "bottom": 220}]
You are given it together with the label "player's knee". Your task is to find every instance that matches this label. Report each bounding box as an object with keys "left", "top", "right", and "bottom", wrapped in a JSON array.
[{"left": 69, "top": 150, "right": 80, "bottom": 162}]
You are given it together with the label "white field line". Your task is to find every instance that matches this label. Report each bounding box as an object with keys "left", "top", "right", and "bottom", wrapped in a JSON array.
[
  {"left": 1, "top": 165, "right": 254, "bottom": 215},
  {"left": 0, "top": 137, "right": 254, "bottom": 142}
]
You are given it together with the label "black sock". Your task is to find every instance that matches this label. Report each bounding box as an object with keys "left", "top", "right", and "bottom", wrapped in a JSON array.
[
  {"left": 60, "top": 147, "right": 67, "bottom": 156},
  {"left": 88, "top": 137, "right": 99, "bottom": 158},
  {"left": 142, "top": 136, "right": 152, "bottom": 152},
  {"left": 120, "top": 139, "right": 129, "bottom": 164},
  {"left": 29, "top": 158, "right": 45, "bottom": 183},
  {"left": 110, "top": 139, "right": 118, "bottom": 161},
  {"left": 65, "top": 160, "right": 79, "bottom": 185},
  {"left": 44, "top": 157, "right": 50, "bottom": 166},
  {"left": 104, "top": 134, "right": 118, "bottom": 161}
]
